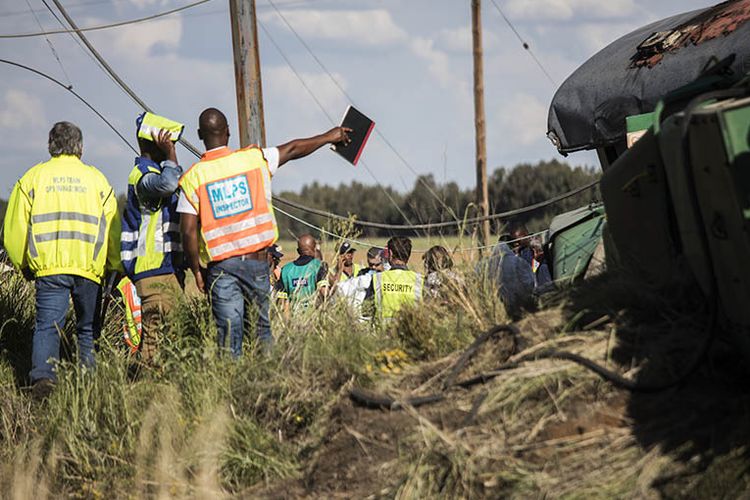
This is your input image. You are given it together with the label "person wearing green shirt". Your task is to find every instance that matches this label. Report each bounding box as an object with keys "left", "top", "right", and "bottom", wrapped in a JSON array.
[{"left": 275, "top": 234, "right": 328, "bottom": 315}]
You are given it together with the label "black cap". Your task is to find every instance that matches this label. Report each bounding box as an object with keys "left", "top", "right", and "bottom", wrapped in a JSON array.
[
  {"left": 268, "top": 244, "right": 283, "bottom": 259},
  {"left": 339, "top": 242, "right": 357, "bottom": 255}
]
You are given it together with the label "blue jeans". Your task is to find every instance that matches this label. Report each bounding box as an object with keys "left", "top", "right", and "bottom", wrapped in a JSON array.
[
  {"left": 207, "top": 257, "right": 273, "bottom": 357},
  {"left": 32, "top": 274, "right": 102, "bottom": 382}
]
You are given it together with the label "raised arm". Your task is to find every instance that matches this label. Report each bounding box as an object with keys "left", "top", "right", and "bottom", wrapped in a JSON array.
[
  {"left": 138, "top": 129, "right": 183, "bottom": 200},
  {"left": 276, "top": 127, "right": 352, "bottom": 168}
]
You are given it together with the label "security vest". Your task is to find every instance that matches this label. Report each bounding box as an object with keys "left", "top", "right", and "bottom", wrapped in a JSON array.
[
  {"left": 121, "top": 157, "right": 183, "bottom": 281},
  {"left": 116, "top": 277, "right": 142, "bottom": 354},
  {"left": 279, "top": 257, "right": 325, "bottom": 303},
  {"left": 373, "top": 268, "right": 423, "bottom": 321},
  {"left": 2, "top": 155, "right": 121, "bottom": 283},
  {"left": 178, "top": 146, "right": 278, "bottom": 263}
]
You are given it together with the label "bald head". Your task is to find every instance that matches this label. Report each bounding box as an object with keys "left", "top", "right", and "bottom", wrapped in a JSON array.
[
  {"left": 297, "top": 234, "right": 317, "bottom": 257},
  {"left": 197, "top": 107, "right": 229, "bottom": 149}
]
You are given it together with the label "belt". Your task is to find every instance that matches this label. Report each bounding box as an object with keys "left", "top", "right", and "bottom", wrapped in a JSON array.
[
  {"left": 237, "top": 249, "right": 267, "bottom": 261},
  {"left": 209, "top": 248, "right": 268, "bottom": 267}
]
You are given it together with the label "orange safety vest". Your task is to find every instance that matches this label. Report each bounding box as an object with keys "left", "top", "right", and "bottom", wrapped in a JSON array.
[
  {"left": 116, "top": 277, "right": 142, "bottom": 354},
  {"left": 179, "top": 146, "right": 278, "bottom": 263}
]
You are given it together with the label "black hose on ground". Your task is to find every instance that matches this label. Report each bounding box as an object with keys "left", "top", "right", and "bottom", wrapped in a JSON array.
[{"left": 349, "top": 303, "right": 717, "bottom": 410}]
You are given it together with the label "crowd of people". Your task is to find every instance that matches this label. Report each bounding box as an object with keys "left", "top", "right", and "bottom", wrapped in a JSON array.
[{"left": 1, "top": 111, "right": 551, "bottom": 399}]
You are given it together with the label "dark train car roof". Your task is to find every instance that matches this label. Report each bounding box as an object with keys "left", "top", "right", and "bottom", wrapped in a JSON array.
[{"left": 547, "top": 0, "right": 750, "bottom": 154}]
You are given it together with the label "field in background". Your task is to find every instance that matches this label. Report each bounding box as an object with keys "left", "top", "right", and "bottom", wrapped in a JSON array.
[{"left": 276, "top": 235, "right": 489, "bottom": 268}]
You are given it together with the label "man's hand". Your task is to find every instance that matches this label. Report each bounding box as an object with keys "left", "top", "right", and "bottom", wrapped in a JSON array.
[
  {"left": 193, "top": 267, "right": 207, "bottom": 293},
  {"left": 21, "top": 268, "right": 34, "bottom": 281},
  {"left": 326, "top": 126, "right": 353, "bottom": 146},
  {"left": 151, "top": 128, "right": 177, "bottom": 163}
]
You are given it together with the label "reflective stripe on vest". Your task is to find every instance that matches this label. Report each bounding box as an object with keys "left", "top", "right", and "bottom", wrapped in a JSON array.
[
  {"left": 31, "top": 210, "right": 107, "bottom": 255},
  {"left": 179, "top": 147, "right": 278, "bottom": 262},
  {"left": 120, "top": 161, "right": 182, "bottom": 278},
  {"left": 116, "top": 277, "right": 142, "bottom": 353},
  {"left": 373, "top": 269, "right": 423, "bottom": 321}
]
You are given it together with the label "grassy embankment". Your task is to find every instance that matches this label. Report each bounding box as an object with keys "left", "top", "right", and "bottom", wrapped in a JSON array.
[
  {"left": 1, "top": 229, "right": 749, "bottom": 497},
  {"left": 0, "top": 249, "right": 502, "bottom": 498}
]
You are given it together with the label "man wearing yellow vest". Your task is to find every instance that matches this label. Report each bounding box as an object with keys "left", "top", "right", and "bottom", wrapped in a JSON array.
[
  {"left": 3, "top": 122, "right": 121, "bottom": 395},
  {"left": 178, "top": 108, "right": 350, "bottom": 357},
  {"left": 365, "top": 236, "right": 423, "bottom": 323},
  {"left": 328, "top": 241, "right": 362, "bottom": 285},
  {"left": 121, "top": 112, "right": 186, "bottom": 361}
]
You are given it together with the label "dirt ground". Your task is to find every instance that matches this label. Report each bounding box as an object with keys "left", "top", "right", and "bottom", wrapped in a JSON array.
[{"left": 252, "top": 279, "right": 750, "bottom": 498}]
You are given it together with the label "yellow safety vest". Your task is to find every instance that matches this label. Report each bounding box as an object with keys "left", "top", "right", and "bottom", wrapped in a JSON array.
[
  {"left": 2, "top": 155, "right": 121, "bottom": 283},
  {"left": 179, "top": 146, "right": 278, "bottom": 263},
  {"left": 373, "top": 268, "right": 423, "bottom": 321},
  {"left": 336, "top": 263, "right": 363, "bottom": 282}
]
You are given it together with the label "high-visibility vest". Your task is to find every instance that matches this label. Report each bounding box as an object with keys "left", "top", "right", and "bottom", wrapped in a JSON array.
[
  {"left": 178, "top": 146, "right": 278, "bottom": 263},
  {"left": 116, "top": 277, "right": 142, "bottom": 353},
  {"left": 373, "top": 268, "right": 423, "bottom": 321},
  {"left": 2, "top": 155, "right": 121, "bottom": 283},
  {"left": 120, "top": 157, "right": 182, "bottom": 281},
  {"left": 337, "top": 263, "right": 363, "bottom": 282}
]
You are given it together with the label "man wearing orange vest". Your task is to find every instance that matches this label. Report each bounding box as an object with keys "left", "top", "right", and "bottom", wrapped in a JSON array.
[{"left": 178, "top": 108, "right": 350, "bottom": 357}]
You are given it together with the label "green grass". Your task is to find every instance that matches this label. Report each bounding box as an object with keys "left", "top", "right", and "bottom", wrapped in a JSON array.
[
  {"left": 0, "top": 265, "right": 497, "bottom": 498},
  {"left": 1, "top": 258, "right": 748, "bottom": 498}
]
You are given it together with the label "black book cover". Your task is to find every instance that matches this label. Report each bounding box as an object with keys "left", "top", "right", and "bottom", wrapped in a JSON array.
[{"left": 331, "top": 105, "right": 374, "bottom": 166}]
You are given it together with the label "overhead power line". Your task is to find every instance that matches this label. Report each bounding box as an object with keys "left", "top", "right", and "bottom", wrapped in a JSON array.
[
  {"left": 0, "top": 57, "right": 597, "bottom": 236},
  {"left": 0, "top": 58, "right": 137, "bottom": 155},
  {"left": 487, "top": 0, "right": 557, "bottom": 87},
  {"left": 23, "top": 0, "right": 72, "bottom": 86},
  {"left": 48, "top": 0, "right": 203, "bottom": 158},
  {"left": 265, "top": 0, "right": 462, "bottom": 224},
  {"left": 22, "top": 1, "right": 592, "bottom": 235},
  {"left": 257, "top": 18, "right": 418, "bottom": 229},
  {"left": 0, "top": 0, "right": 213, "bottom": 39},
  {"left": 275, "top": 179, "right": 599, "bottom": 231}
]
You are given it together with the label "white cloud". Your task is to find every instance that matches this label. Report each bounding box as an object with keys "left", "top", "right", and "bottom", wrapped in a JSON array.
[
  {"left": 0, "top": 89, "right": 47, "bottom": 130},
  {"left": 495, "top": 92, "right": 547, "bottom": 146},
  {"left": 410, "top": 37, "right": 470, "bottom": 99},
  {"left": 264, "top": 65, "right": 348, "bottom": 121},
  {"left": 260, "top": 9, "right": 408, "bottom": 47},
  {"left": 575, "top": 21, "right": 643, "bottom": 54},
  {"left": 504, "top": 0, "right": 636, "bottom": 21},
  {"left": 104, "top": 17, "right": 182, "bottom": 59},
  {"left": 437, "top": 26, "right": 500, "bottom": 52}
]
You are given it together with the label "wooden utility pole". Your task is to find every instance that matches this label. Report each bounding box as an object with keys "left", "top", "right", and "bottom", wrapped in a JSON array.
[
  {"left": 229, "top": 0, "right": 266, "bottom": 147},
  {"left": 471, "top": 0, "right": 491, "bottom": 249}
]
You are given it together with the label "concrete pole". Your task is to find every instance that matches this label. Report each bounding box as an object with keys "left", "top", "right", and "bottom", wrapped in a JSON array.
[{"left": 229, "top": 0, "right": 266, "bottom": 147}]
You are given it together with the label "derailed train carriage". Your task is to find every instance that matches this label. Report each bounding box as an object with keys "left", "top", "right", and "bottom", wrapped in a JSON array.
[{"left": 543, "top": 0, "right": 750, "bottom": 356}]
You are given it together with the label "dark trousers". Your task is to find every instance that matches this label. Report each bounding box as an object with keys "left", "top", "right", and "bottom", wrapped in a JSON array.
[{"left": 31, "top": 274, "right": 101, "bottom": 382}]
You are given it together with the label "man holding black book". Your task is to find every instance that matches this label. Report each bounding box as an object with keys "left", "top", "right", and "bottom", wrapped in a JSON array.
[{"left": 178, "top": 107, "right": 350, "bottom": 357}]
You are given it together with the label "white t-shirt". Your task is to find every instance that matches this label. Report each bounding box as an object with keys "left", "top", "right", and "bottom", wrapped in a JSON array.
[{"left": 176, "top": 146, "right": 280, "bottom": 215}]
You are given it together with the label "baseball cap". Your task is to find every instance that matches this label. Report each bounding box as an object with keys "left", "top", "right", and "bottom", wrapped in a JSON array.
[
  {"left": 268, "top": 244, "right": 283, "bottom": 259},
  {"left": 339, "top": 242, "right": 357, "bottom": 255}
]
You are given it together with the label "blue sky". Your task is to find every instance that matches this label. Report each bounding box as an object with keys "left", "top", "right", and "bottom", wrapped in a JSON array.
[{"left": 0, "top": 0, "right": 713, "bottom": 197}]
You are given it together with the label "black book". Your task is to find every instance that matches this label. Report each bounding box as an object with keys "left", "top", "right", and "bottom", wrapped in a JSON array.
[{"left": 331, "top": 105, "right": 374, "bottom": 166}]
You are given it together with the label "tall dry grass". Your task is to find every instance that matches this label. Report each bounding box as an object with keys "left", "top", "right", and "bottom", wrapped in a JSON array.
[{"left": 0, "top": 242, "right": 504, "bottom": 498}]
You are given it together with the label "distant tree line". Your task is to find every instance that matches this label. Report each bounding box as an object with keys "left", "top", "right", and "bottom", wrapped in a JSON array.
[
  {"left": 0, "top": 160, "right": 600, "bottom": 240},
  {"left": 275, "top": 159, "right": 601, "bottom": 238}
]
